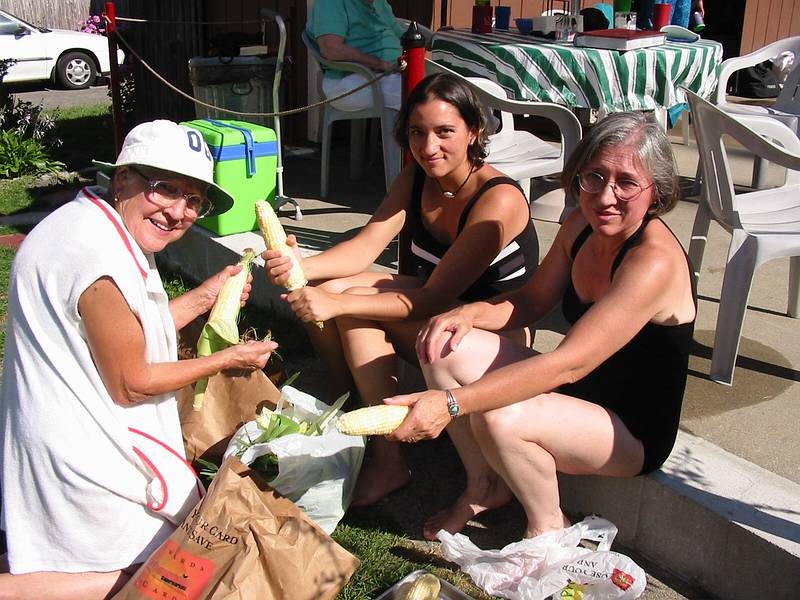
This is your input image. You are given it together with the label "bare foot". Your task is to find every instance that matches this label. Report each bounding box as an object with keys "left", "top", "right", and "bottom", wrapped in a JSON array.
[
  {"left": 524, "top": 511, "right": 572, "bottom": 538},
  {"left": 350, "top": 452, "right": 411, "bottom": 507},
  {"left": 422, "top": 476, "right": 513, "bottom": 541}
]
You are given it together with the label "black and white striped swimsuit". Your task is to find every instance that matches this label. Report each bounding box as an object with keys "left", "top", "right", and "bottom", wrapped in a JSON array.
[{"left": 409, "top": 166, "right": 539, "bottom": 302}]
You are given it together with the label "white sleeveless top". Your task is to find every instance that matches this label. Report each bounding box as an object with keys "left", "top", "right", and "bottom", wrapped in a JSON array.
[{"left": 0, "top": 187, "right": 198, "bottom": 574}]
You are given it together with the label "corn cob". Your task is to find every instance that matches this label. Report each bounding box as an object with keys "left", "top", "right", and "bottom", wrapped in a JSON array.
[
  {"left": 193, "top": 248, "right": 256, "bottom": 410},
  {"left": 336, "top": 405, "right": 410, "bottom": 436},
  {"left": 403, "top": 573, "right": 441, "bottom": 600},
  {"left": 255, "top": 200, "right": 323, "bottom": 329}
]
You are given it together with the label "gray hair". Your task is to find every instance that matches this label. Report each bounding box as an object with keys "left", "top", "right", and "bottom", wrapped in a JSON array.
[{"left": 561, "top": 112, "right": 679, "bottom": 216}]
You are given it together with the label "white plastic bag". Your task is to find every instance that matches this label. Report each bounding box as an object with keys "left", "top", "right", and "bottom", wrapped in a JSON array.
[
  {"left": 223, "top": 385, "right": 365, "bottom": 534},
  {"left": 771, "top": 51, "right": 795, "bottom": 87},
  {"left": 437, "top": 516, "right": 646, "bottom": 600}
]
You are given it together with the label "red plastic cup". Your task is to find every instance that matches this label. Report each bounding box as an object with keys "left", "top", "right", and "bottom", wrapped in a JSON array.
[
  {"left": 653, "top": 3, "right": 672, "bottom": 31},
  {"left": 472, "top": 5, "right": 493, "bottom": 34}
]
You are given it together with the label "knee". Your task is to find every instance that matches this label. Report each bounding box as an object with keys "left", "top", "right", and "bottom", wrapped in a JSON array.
[
  {"left": 419, "top": 344, "right": 467, "bottom": 383},
  {"left": 472, "top": 405, "right": 519, "bottom": 438},
  {"left": 471, "top": 404, "right": 520, "bottom": 443},
  {"left": 317, "top": 278, "right": 349, "bottom": 294}
]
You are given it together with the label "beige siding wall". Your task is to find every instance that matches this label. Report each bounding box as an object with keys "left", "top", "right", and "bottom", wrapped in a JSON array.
[
  {"left": 0, "top": 0, "right": 90, "bottom": 30},
  {"left": 741, "top": 0, "right": 800, "bottom": 54}
]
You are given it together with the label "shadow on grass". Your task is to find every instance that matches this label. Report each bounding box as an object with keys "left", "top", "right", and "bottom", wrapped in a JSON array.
[{"left": 51, "top": 111, "right": 116, "bottom": 172}]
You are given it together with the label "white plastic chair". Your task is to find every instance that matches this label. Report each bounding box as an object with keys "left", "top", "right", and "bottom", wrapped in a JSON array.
[
  {"left": 302, "top": 30, "right": 401, "bottom": 198},
  {"left": 713, "top": 36, "right": 800, "bottom": 188},
  {"left": 686, "top": 91, "right": 800, "bottom": 385},
  {"left": 426, "top": 59, "right": 583, "bottom": 222}
]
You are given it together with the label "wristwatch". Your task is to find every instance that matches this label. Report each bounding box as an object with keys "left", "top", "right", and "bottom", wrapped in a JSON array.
[{"left": 446, "top": 389, "right": 460, "bottom": 418}]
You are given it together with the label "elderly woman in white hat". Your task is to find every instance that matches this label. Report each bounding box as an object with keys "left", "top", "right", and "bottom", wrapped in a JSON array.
[{"left": 0, "top": 120, "right": 277, "bottom": 599}]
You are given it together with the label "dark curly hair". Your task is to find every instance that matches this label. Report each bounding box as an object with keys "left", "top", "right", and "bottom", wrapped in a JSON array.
[{"left": 394, "top": 73, "right": 490, "bottom": 167}]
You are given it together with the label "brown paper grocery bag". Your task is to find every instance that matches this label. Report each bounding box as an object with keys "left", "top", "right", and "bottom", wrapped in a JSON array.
[
  {"left": 178, "top": 370, "right": 281, "bottom": 467},
  {"left": 114, "top": 457, "right": 360, "bottom": 600}
]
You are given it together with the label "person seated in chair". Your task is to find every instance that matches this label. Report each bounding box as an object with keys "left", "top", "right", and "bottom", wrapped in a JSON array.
[{"left": 307, "top": 0, "right": 405, "bottom": 112}]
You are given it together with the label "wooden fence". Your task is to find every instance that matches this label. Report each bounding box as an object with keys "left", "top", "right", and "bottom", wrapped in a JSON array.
[{"left": 0, "top": 0, "right": 91, "bottom": 30}]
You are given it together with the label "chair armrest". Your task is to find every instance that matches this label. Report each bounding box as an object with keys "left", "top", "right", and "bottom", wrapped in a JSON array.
[
  {"left": 313, "top": 55, "right": 378, "bottom": 81},
  {"left": 734, "top": 114, "right": 800, "bottom": 168},
  {"left": 302, "top": 30, "right": 387, "bottom": 110},
  {"left": 689, "top": 90, "right": 800, "bottom": 172}
]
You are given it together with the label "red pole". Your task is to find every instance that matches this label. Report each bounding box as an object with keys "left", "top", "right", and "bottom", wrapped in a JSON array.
[
  {"left": 401, "top": 23, "right": 427, "bottom": 166},
  {"left": 105, "top": 2, "right": 124, "bottom": 155},
  {"left": 398, "top": 22, "right": 427, "bottom": 275}
]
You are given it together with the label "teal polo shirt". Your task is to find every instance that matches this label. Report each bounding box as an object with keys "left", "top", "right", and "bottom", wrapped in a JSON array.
[{"left": 307, "top": 0, "right": 404, "bottom": 79}]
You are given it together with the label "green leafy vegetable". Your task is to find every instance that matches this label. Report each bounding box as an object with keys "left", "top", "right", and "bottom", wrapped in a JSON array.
[{"left": 235, "top": 391, "right": 350, "bottom": 481}]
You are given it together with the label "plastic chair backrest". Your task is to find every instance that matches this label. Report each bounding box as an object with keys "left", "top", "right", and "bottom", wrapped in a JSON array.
[
  {"left": 775, "top": 59, "right": 800, "bottom": 115},
  {"left": 301, "top": 30, "right": 326, "bottom": 101},
  {"left": 687, "top": 91, "right": 800, "bottom": 229},
  {"left": 466, "top": 77, "right": 516, "bottom": 145},
  {"left": 715, "top": 36, "right": 800, "bottom": 113}
]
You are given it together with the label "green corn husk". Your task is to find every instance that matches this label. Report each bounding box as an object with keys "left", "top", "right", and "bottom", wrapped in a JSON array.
[{"left": 193, "top": 248, "right": 257, "bottom": 410}]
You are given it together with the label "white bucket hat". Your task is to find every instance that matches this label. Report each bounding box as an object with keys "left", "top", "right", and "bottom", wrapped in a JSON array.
[{"left": 93, "top": 120, "right": 234, "bottom": 217}]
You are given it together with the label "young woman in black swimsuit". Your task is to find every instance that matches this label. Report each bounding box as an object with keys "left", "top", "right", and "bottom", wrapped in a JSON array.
[
  {"left": 385, "top": 111, "right": 696, "bottom": 540},
  {"left": 263, "top": 73, "right": 539, "bottom": 506}
]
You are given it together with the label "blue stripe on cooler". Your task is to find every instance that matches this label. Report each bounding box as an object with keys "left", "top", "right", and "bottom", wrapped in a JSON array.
[{"left": 209, "top": 141, "right": 278, "bottom": 162}]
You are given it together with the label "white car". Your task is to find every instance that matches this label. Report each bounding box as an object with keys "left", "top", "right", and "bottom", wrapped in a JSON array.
[{"left": 0, "top": 10, "right": 125, "bottom": 90}]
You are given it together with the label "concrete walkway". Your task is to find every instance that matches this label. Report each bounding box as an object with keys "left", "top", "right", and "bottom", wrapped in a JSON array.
[{"left": 154, "top": 121, "right": 799, "bottom": 599}]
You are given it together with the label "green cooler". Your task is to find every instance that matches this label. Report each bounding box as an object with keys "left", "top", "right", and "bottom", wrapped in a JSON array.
[{"left": 181, "top": 119, "right": 278, "bottom": 235}]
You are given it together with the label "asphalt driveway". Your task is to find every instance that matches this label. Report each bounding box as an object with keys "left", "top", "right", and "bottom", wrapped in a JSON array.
[{"left": 11, "top": 83, "right": 110, "bottom": 110}]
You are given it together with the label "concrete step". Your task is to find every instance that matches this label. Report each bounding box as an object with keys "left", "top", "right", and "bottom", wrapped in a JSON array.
[{"left": 559, "top": 431, "right": 800, "bottom": 600}]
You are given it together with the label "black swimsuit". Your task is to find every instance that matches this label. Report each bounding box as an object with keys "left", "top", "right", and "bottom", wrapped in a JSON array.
[
  {"left": 559, "top": 218, "right": 696, "bottom": 474},
  {"left": 408, "top": 166, "right": 540, "bottom": 302}
]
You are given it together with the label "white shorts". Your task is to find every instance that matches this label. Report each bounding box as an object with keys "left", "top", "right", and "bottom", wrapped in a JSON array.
[{"left": 322, "top": 72, "right": 402, "bottom": 112}]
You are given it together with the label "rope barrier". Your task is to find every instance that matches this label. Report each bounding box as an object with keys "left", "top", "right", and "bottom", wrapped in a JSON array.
[{"left": 113, "top": 26, "right": 404, "bottom": 119}]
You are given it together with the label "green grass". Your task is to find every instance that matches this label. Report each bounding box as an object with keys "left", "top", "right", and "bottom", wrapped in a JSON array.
[
  {"left": 0, "top": 102, "right": 109, "bottom": 234},
  {"left": 162, "top": 272, "right": 190, "bottom": 300},
  {"left": 333, "top": 524, "right": 492, "bottom": 599},
  {"left": 46, "top": 102, "right": 116, "bottom": 171},
  {"left": 0, "top": 175, "right": 37, "bottom": 217},
  {"left": 0, "top": 244, "right": 14, "bottom": 361}
]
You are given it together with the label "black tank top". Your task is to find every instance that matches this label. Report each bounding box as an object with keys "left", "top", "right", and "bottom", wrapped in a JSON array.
[
  {"left": 560, "top": 218, "right": 696, "bottom": 473},
  {"left": 408, "top": 166, "right": 539, "bottom": 302}
]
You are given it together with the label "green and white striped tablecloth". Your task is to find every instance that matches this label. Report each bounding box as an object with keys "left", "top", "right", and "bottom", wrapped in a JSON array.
[{"left": 431, "top": 29, "right": 723, "bottom": 115}]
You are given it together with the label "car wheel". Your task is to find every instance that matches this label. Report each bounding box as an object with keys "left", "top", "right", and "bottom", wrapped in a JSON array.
[{"left": 56, "top": 52, "right": 97, "bottom": 90}]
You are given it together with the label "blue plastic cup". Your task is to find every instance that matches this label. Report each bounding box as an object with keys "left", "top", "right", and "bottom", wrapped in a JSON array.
[{"left": 495, "top": 6, "right": 511, "bottom": 30}]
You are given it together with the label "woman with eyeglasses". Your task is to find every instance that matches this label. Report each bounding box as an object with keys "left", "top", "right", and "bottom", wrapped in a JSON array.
[
  {"left": 382, "top": 111, "right": 696, "bottom": 541},
  {"left": 0, "top": 120, "right": 276, "bottom": 599}
]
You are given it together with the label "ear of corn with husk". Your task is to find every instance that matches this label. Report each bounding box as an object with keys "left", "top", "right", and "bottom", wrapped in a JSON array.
[
  {"left": 193, "top": 248, "right": 256, "bottom": 410},
  {"left": 255, "top": 200, "right": 324, "bottom": 329},
  {"left": 336, "top": 405, "right": 410, "bottom": 436},
  {"left": 231, "top": 391, "right": 350, "bottom": 480}
]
